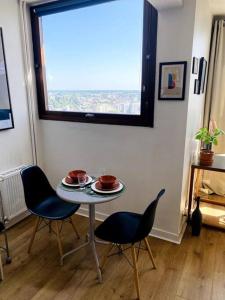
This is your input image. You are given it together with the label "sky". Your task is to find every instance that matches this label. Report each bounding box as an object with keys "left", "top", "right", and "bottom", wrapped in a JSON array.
[{"left": 42, "top": 0, "right": 144, "bottom": 91}]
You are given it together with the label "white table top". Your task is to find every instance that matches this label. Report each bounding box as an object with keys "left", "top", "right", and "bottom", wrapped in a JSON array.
[{"left": 56, "top": 183, "right": 125, "bottom": 205}]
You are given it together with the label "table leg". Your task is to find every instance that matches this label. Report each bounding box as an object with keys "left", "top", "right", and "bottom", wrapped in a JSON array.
[
  {"left": 0, "top": 250, "right": 4, "bottom": 280},
  {"left": 194, "top": 169, "right": 202, "bottom": 198},
  {"left": 95, "top": 238, "right": 110, "bottom": 245},
  {"left": 89, "top": 204, "right": 102, "bottom": 283},
  {"left": 86, "top": 233, "right": 109, "bottom": 245},
  {"left": 60, "top": 240, "right": 89, "bottom": 265},
  {"left": 188, "top": 166, "right": 195, "bottom": 223},
  {"left": 60, "top": 204, "right": 102, "bottom": 283}
]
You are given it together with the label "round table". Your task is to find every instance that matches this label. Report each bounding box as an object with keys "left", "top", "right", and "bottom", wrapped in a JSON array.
[{"left": 56, "top": 182, "right": 125, "bottom": 282}]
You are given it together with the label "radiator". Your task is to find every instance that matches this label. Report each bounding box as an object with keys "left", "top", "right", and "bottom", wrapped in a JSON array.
[{"left": 0, "top": 166, "right": 29, "bottom": 227}]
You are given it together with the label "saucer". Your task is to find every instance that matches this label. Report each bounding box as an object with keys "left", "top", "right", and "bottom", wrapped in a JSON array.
[
  {"left": 91, "top": 181, "right": 123, "bottom": 194},
  {"left": 62, "top": 175, "right": 92, "bottom": 187}
]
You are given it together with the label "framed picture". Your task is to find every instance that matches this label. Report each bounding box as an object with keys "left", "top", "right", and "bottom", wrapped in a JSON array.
[
  {"left": 192, "top": 57, "right": 199, "bottom": 74},
  {"left": 194, "top": 79, "right": 200, "bottom": 94},
  {"left": 0, "top": 28, "right": 14, "bottom": 131},
  {"left": 199, "top": 57, "right": 207, "bottom": 93},
  {"left": 158, "top": 61, "right": 187, "bottom": 101}
]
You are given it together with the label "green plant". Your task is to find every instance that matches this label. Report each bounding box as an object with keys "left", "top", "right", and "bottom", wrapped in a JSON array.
[{"left": 195, "top": 127, "right": 225, "bottom": 147}]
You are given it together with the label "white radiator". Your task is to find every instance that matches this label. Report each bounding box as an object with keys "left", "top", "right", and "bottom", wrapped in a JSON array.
[{"left": 0, "top": 166, "right": 29, "bottom": 227}]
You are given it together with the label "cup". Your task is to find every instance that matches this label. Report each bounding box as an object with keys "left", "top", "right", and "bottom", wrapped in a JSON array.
[{"left": 78, "top": 173, "right": 86, "bottom": 190}]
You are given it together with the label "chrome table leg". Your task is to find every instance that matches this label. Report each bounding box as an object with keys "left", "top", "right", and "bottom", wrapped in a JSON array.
[
  {"left": 60, "top": 204, "right": 102, "bottom": 282},
  {"left": 89, "top": 204, "right": 102, "bottom": 283}
]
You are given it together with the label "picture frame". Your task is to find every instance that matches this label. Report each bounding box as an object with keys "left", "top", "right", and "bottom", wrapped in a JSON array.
[
  {"left": 194, "top": 79, "right": 200, "bottom": 94},
  {"left": 198, "top": 57, "right": 207, "bottom": 94},
  {"left": 158, "top": 61, "right": 187, "bottom": 101},
  {"left": 192, "top": 57, "right": 199, "bottom": 75},
  {"left": 0, "top": 28, "right": 14, "bottom": 131}
]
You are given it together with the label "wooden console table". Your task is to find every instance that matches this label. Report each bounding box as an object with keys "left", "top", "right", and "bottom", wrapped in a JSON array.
[{"left": 188, "top": 155, "right": 225, "bottom": 223}]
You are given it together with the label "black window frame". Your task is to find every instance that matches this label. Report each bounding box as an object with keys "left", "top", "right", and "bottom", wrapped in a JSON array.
[{"left": 30, "top": 0, "right": 158, "bottom": 127}]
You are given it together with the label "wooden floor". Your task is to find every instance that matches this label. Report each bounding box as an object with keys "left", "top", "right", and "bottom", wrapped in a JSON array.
[{"left": 0, "top": 215, "right": 225, "bottom": 300}]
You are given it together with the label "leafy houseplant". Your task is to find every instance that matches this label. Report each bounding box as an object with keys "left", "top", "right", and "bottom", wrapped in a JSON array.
[{"left": 195, "top": 127, "right": 225, "bottom": 166}]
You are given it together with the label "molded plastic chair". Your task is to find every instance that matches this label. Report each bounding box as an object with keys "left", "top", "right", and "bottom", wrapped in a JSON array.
[
  {"left": 21, "top": 165, "right": 80, "bottom": 264},
  {"left": 95, "top": 189, "right": 165, "bottom": 299}
]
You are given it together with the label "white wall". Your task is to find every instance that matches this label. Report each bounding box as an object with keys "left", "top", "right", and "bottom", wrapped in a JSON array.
[
  {"left": 37, "top": 0, "right": 197, "bottom": 243},
  {"left": 0, "top": 0, "right": 34, "bottom": 173},
  {"left": 209, "top": 0, "right": 225, "bottom": 15},
  {"left": 0, "top": 0, "right": 212, "bottom": 243},
  {"left": 180, "top": 0, "right": 213, "bottom": 230}
]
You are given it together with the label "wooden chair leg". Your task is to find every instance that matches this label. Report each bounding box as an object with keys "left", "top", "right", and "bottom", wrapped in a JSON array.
[
  {"left": 100, "top": 243, "right": 114, "bottom": 271},
  {"left": 69, "top": 217, "right": 80, "bottom": 239},
  {"left": 55, "top": 221, "right": 63, "bottom": 262},
  {"left": 49, "top": 220, "right": 52, "bottom": 233},
  {"left": 28, "top": 217, "right": 40, "bottom": 254},
  {"left": 0, "top": 250, "right": 4, "bottom": 281},
  {"left": 144, "top": 237, "right": 156, "bottom": 269},
  {"left": 131, "top": 245, "right": 141, "bottom": 300}
]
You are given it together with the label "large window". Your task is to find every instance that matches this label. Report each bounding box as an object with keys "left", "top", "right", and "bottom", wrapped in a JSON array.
[{"left": 30, "top": 0, "right": 157, "bottom": 127}]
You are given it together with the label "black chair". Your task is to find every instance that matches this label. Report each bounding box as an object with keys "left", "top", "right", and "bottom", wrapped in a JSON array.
[
  {"left": 20, "top": 165, "right": 80, "bottom": 264},
  {"left": 95, "top": 189, "right": 165, "bottom": 299}
]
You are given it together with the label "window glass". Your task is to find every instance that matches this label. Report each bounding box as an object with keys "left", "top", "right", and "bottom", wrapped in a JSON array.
[
  {"left": 41, "top": 0, "right": 143, "bottom": 115},
  {"left": 30, "top": 0, "right": 157, "bottom": 127}
]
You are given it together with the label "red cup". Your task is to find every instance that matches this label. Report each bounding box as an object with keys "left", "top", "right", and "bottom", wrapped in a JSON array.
[
  {"left": 99, "top": 175, "right": 117, "bottom": 189},
  {"left": 68, "top": 170, "right": 86, "bottom": 183}
]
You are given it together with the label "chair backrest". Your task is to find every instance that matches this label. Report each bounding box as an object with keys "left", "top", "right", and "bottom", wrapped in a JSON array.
[
  {"left": 133, "top": 189, "right": 165, "bottom": 242},
  {"left": 20, "top": 165, "right": 55, "bottom": 209}
]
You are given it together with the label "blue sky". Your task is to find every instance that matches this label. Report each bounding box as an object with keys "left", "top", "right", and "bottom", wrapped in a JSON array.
[{"left": 42, "top": 0, "right": 143, "bottom": 91}]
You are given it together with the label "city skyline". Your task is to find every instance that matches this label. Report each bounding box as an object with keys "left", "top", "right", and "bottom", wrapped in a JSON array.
[{"left": 47, "top": 90, "right": 141, "bottom": 115}]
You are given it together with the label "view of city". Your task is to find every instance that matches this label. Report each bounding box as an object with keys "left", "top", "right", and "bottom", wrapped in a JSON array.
[
  {"left": 47, "top": 90, "right": 141, "bottom": 115},
  {"left": 42, "top": 0, "right": 143, "bottom": 117}
]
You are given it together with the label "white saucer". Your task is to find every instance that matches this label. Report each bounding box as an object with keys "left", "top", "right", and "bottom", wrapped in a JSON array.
[
  {"left": 62, "top": 175, "right": 93, "bottom": 187},
  {"left": 91, "top": 181, "right": 124, "bottom": 194}
]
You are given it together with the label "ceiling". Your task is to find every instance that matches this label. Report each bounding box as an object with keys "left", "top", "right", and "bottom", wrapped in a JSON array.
[
  {"left": 27, "top": 0, "right": 225, "bottom": 15},
  {"left": 149, "top": 0, "right": 225, "bottom": 15},
  {"left": 148, "top": 0, "right": 183, "bottom": 10},
  {"left": 209, "top": 0, "right": 225, "bottom": 14}
]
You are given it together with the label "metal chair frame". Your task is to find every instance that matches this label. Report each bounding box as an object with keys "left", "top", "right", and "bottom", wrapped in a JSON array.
[
  {"left": 0, "top": 190, "right": 12, "bottom": 264},
  {"left": 100, "top": 238, "right": 156, "bottom": 299},
  {"left": 28, "top": 215, "right": 80, "bottom": 265}
]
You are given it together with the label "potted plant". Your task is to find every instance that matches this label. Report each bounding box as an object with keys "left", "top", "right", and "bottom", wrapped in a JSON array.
[{"left": 195, "top": 126, "right": 225, "bottom": 166}]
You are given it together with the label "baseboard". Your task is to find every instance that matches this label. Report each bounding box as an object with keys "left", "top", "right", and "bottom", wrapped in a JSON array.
[
  {"left": 6, "top": 210, "right": 30, "bottom": 229},
  {"left": 77, "top": 206, "right": 109, "bottom": 222},
  {"left": 5, "top": 206, "right": 187, "bottom": 244},
  {"left": 150, "top": 220, "right": 187, "bottom": 244},
  {"left": 77, "top": 207, "right": 186, "bottom": 244},
  {"left": 178, "top": 216, "right": 188, "bottom": 243}
]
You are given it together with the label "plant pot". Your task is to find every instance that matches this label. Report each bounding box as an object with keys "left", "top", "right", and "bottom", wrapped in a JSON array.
[{"left": 199, "top": 149, "right": 214, "bottom": 166}]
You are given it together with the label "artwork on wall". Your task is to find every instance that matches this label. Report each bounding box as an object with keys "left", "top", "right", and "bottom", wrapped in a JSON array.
[
  {"left": 192, "top": 57, "right": 199, "bottom": 74},
  {"left": 198, "top": 57, "right": 207, "bottom": 93},
  {"left": 0, "top": 28, "right": 14, "bottom": 131},
  {"left": 194, "top": 79, "right": 200, "bottom": 94},
  {"left": 158, "top": 61, "right": 187, "bottom": 101},
  {"left": 193, "top": 56, "right": 208, "bottom": 95}
]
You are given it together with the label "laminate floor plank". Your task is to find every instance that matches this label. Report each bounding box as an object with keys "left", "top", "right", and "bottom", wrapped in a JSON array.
[{"left": 0, "top": 216, "right": 224, "bottom": 300}]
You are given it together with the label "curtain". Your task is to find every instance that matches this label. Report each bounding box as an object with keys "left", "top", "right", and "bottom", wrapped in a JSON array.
[{"left": 203, "top": 19, "right": 225, "bottom": 195}]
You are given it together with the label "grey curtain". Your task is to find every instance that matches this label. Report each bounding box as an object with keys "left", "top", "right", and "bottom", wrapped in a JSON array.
[{"left": 203, "top": 19, "right": 225, "bottom": 195}]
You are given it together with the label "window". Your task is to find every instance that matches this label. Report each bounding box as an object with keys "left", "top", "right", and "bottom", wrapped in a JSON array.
[{"left": 30, "top": 0, "right": 157, "bottom": 127}]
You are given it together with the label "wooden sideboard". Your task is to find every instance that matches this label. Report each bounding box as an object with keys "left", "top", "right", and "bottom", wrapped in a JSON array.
[{"left": 188, "top": 155, "right": 225, "bottom": 229}]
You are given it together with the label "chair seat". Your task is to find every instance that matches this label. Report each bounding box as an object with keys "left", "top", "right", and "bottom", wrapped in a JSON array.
[
  {"left": 95, "top": 212, "right": 142, "bottom": 244},
  {"left": 29, "top": 195, "right": 80, "bottom": 220}
]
